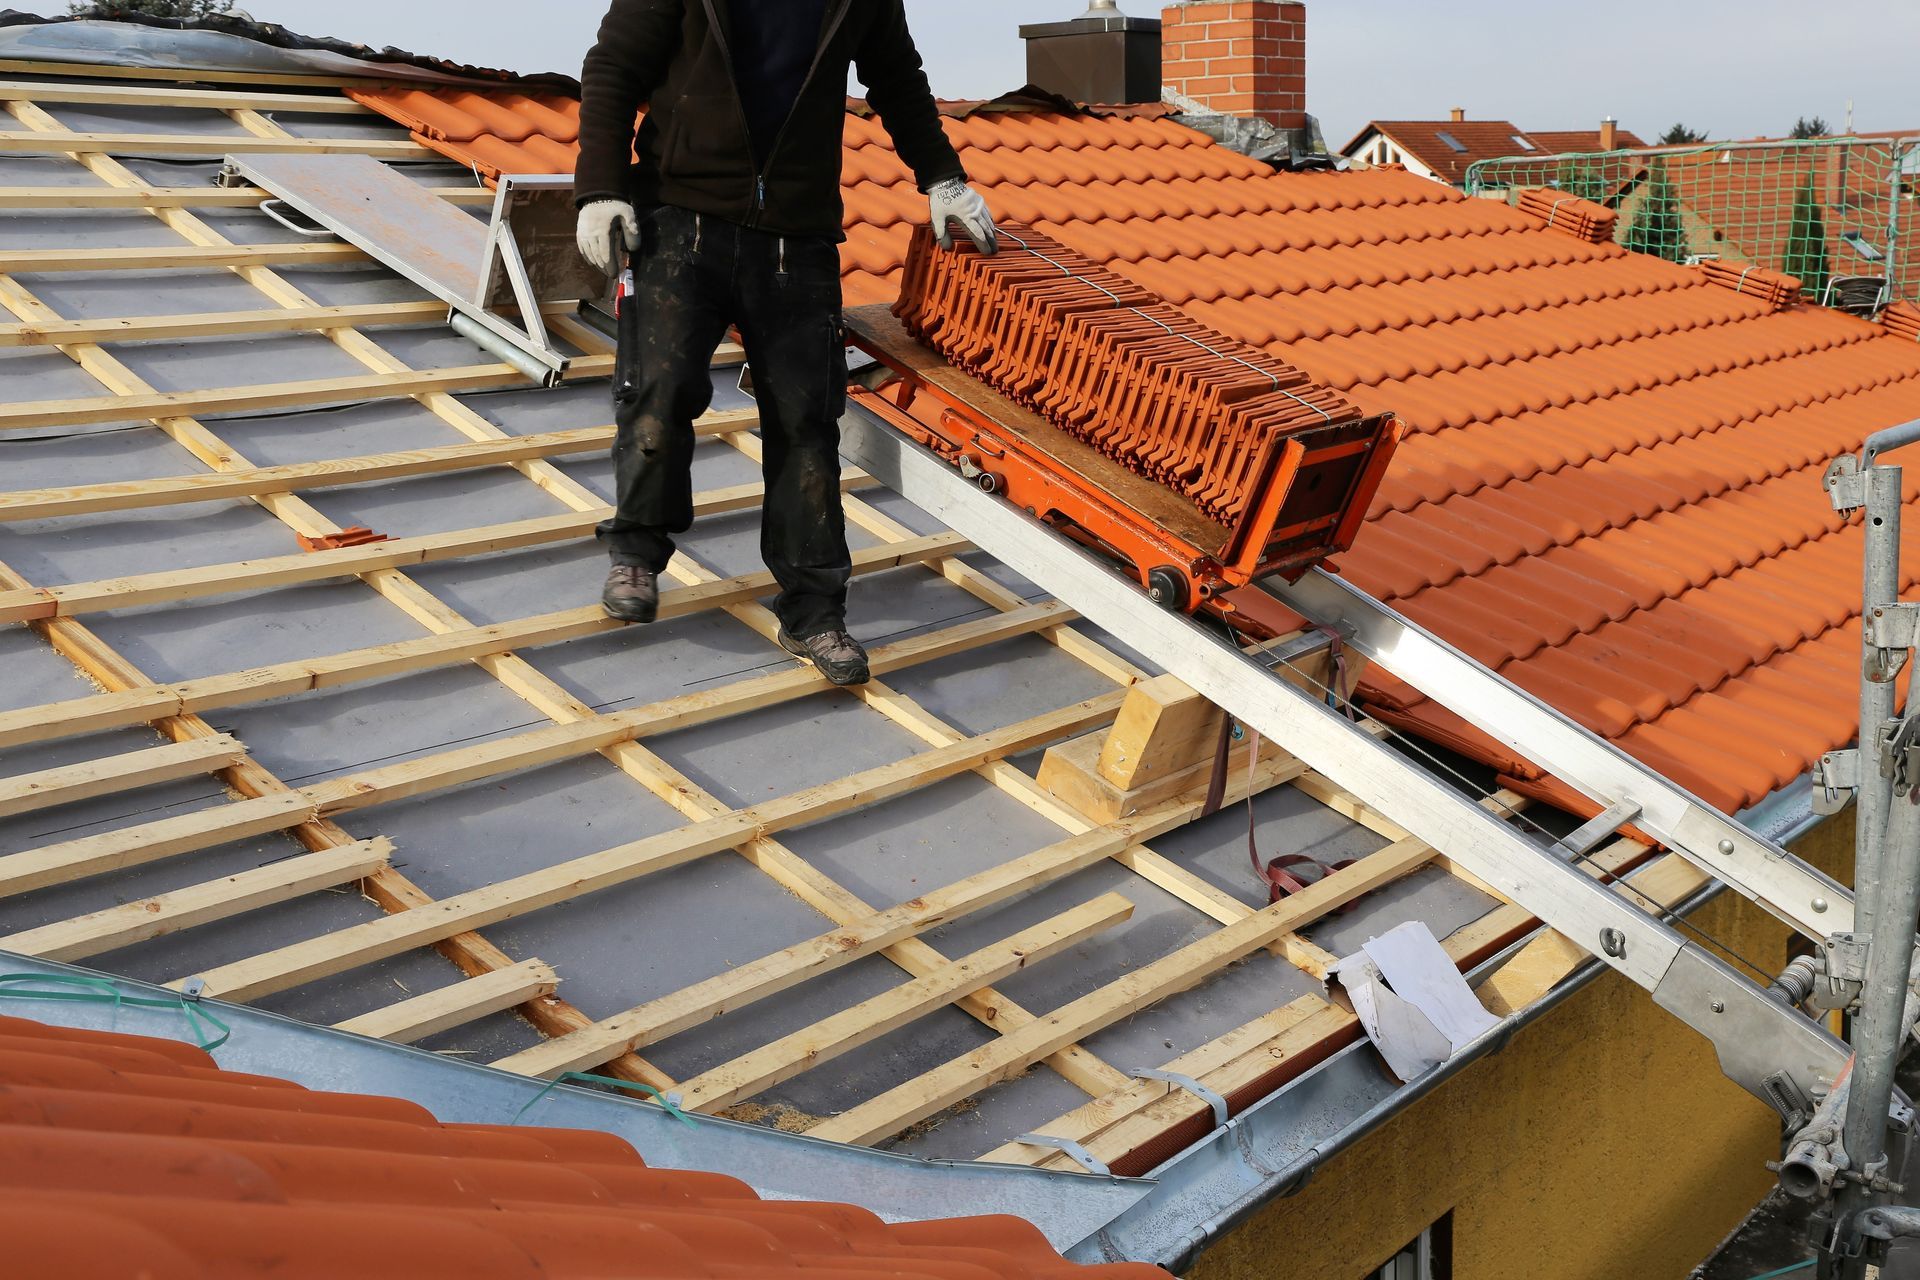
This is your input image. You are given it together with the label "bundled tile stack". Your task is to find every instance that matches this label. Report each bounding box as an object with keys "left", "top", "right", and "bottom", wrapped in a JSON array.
[
  {"left": 1517, "top": 188, "right": 1617, "bottom": 244},
  {"left": 893, "top": 224, "right": 1365, "bottom": 528},
  {"left": 1880, "top": 300, "right": 1920, "bottom": 341},
  {"left": 1697, "top": 260, "right": 1804, "bottom": 311}
]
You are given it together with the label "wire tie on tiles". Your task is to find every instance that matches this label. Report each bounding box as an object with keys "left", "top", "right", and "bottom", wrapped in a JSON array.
[
  {"left": 1736, "top": 265, "right": 1756, "bottom": 295},
  {"left": 996, "top": 229, "right": 1333, "bottom": 425},
  {"left": 512, "top": 1071, "right": 697, "bottom": 1127},
  {"left": 0, "top": 973, "right": 231, "bottom": 1051}
]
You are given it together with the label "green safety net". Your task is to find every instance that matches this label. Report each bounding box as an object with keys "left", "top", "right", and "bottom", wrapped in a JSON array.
[{"left": 1466, "top": 137, "right": 1919, "bottom": 310}]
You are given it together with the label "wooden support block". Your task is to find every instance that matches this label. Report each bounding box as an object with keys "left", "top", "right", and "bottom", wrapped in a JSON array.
[
  {"left": 1038, "top": 726, "right": 1293, "bottom": 824},
  {"left": 334, "top": 959, "right": 561, "bottom": 1045},
  {"left": 0, "top": 734, "right": 245, "bottom": 818},
  {"left": 677, "top": 893, "right": 1135, "bottom": 1112},
  {"left": 0, "top": 839, "right": 391, "bottom": 963},
  {"left": 1037, "top": 637, "right": 1337, "bottom": 824},
  {"left": 1096, "top": 673, "right": 1227, "bottom": 792}
]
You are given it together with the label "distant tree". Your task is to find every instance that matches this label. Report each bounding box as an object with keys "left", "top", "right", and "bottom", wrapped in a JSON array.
[
  {"left": 1624, "top": 158, "right": 1686, "bottom": 261},
  {"left": 67, "top": 0, "right": 236, "bottom": 17},
  {"left": 1785, "top": 177, "right": 1831, "bottom": 300},
  {"left": 1659, "top": 123, "right": 1708, "bottom": 146},
  {"left": 1789, "top": 116, "right": 1831, "bottom": 140}
]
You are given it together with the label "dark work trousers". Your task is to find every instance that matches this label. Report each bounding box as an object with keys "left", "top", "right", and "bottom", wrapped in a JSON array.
[{"left": 597, "top": 204, "right": 852, "bottom": 639}]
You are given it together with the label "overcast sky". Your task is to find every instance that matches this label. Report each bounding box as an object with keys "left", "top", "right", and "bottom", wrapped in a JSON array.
[{"left": 12, "top": 2, "right": 1918, "bottom": 145}]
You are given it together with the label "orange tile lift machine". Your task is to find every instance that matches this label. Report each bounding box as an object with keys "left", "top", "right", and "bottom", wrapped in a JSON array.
[
  {"left": 845, "top": 226, "right": 1401, "bottom": 638},
  {"left": 834, "top": 230, "right": 1920, "bottom": 1265}
]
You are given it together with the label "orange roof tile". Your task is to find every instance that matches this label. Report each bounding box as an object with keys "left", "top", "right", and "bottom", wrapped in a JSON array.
[
  {"left": 346, "top": 86, "right": 1920, "bottom": 816},
  {"left": 1528, "top": 128, "right": 1650, "bottom": 153},
  {"left": 0, "top": 1013, "right": 1160, "bottom": 1279}
]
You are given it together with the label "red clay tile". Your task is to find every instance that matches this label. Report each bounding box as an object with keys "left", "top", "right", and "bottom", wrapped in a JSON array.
[
  {"left": 0, "top": 1015, "right": 1163, "bottom": 1279},
  {"left": 345, "top": 85, "right": 1920, "bottom": 815}
]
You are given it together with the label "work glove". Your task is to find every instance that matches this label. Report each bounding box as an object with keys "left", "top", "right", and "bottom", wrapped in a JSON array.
[
  {"left": 928, "top": 178, "right": 998, "bottom": 255},
  {"left": 577, "top": 199, "right": 639, "bottom": 276}
]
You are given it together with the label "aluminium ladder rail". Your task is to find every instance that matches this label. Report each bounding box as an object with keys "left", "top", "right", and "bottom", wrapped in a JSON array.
[
  {"left": 837, "top": 407, "right": 1849, "bottom": 1121},
  {"left": 1267, "top": 570, "right": 1856, "bottom": 945}
]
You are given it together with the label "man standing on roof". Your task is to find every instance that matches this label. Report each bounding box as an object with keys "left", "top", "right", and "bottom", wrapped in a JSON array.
[{"left": 574, "top": 0, "right": 998, "bottom": 687}]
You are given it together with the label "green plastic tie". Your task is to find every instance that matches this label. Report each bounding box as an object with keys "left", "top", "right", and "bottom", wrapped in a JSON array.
[
  {"left": 1742, "top": 1260, "right": 1814, "bottom": 1280},
  {"left": 512, "top": 1070, "right": 696, "bottom": 1128},
  {"left": 0, "top": 973, "right": 231, "bottom": 1051}
]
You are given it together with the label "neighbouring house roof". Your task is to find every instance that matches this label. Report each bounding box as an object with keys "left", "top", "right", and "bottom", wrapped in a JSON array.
[
  {"left": 1339, "top": 121, "right": 1648, "bottom": 185},
  {"left": 348, "top": 83, "right": 1920, "bottom": 817},
  {"left": 1341, "top": 119, "right": 1535, "bottom": 184},
  {"left": 1528, "top": 128, "right": 1649, "bottom": 153},
  {"left": 0, "top": 1011, "right": 1160, "bottom": 1279}
]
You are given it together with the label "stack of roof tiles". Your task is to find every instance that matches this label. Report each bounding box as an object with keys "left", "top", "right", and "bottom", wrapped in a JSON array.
[
  {"left": 1697, "top": 259, "right": 1804, "bottom": 311},
  {"left": 893, "top": 223, "right": 1364, "bottom": 529},
  {"left": 1515, "top": 188, "right": 1617, "bottom": 245},
  {"left": 0, "top": 1014, "right": 1162, "bottom": 1279},
  {"left": 347, "top": 86, "right": 1920, "bottom": 816},
  {"left": 1881, "top": 301, "right": 1920, "bottom": 342}
]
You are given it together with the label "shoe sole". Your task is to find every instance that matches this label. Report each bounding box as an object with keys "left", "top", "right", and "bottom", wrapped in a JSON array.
[
  {"left": 778, "top": 630, "right": 870, "bottom": 687},
  {"left": 602, "top": 597, "right": 658, "bottom": 624}
]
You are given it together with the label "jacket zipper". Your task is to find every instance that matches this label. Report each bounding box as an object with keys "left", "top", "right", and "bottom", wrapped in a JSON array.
[{"left": 702, "top": 0, "right": 854, "bottom": 229}]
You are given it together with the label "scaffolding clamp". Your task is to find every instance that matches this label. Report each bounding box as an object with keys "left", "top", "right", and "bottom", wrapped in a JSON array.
[
  {"left": 1827, "top": 455, "right": 1868, "bottom": 514},
  {"left": 1813, "top": 748, "right": 1860, "bottom": 816}
]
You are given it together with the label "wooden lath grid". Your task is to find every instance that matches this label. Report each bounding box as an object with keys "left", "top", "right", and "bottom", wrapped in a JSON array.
[{"left": 0, "top": 76, "right": 1670, "bottom": 1165}]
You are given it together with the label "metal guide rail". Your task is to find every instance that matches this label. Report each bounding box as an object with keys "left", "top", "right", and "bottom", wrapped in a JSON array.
[{"left": 835, "top": 404, "right": 1849, "bottom": 1128}]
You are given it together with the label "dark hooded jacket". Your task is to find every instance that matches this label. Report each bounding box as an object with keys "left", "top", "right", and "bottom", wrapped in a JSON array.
[{"left": 576, "top": 0, "right": 967, "bottom": 239}]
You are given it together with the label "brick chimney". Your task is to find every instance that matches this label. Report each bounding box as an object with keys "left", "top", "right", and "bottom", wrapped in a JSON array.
[
  {"left": 1599, "top": 116, "right": 1618, "bottom": 150},
  {"left": 1450, "top": 107, "right": 1465, "bottom": 122},
  {"left": 1159, "top": 2, "right": 1306, "bottom": 129}
]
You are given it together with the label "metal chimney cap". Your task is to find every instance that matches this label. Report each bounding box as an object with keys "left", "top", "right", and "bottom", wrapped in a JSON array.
[{"left": 1081, "top": 0, "right": 1123, "bottom": 14}]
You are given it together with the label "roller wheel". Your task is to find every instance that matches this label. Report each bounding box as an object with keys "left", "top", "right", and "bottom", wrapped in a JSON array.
[{"left": 1146, "top": 566, "right": 1189, "bottom": 612}]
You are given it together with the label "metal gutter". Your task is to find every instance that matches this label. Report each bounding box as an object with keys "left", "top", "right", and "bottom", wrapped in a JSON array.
[
  {"left": 0, "top": 950, "right": 1153, "bottom": 1252},
  {"left": 1739, "top": 767, "right": 1830, "bottom": 849}
]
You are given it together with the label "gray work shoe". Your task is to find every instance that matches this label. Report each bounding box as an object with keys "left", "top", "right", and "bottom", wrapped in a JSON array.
[
  {"left": 601, "top": 563, "right": 659, "bottom": 623},
  {"left": 778, "top": 627, "right": 871, "bottom": 686}
]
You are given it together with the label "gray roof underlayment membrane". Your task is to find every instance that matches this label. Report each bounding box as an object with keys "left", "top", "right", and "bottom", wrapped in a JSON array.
[{"left": 0, "top": 70, "right": 1564, "bottom": 1249}]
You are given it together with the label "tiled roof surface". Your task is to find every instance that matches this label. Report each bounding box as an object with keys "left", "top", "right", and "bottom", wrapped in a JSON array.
[
  {"left": 1341, "top": 120, "right": 1539, "bottom": 185},
  {"left": 0, "top": 1013, "right": 1161, "bottom": 1279},
  {"left": 348, "top": 87, "right": 1920, "bottom": 816},
  {"left": 1528, "top": 128, "right": 1649, "bottom": 153}
]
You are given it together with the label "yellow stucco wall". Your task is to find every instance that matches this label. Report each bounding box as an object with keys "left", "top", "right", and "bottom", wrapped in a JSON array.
[{"left": 1193, "top": 813, "right": 1855, "bottom": 1280}]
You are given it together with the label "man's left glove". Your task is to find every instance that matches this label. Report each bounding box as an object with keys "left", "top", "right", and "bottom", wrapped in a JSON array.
[
  {"left": 577, "top": 199, "right": 640, "bottom": 276},
  {"left": 928, "top": 178, "right": 998, "bottom": 255}
]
